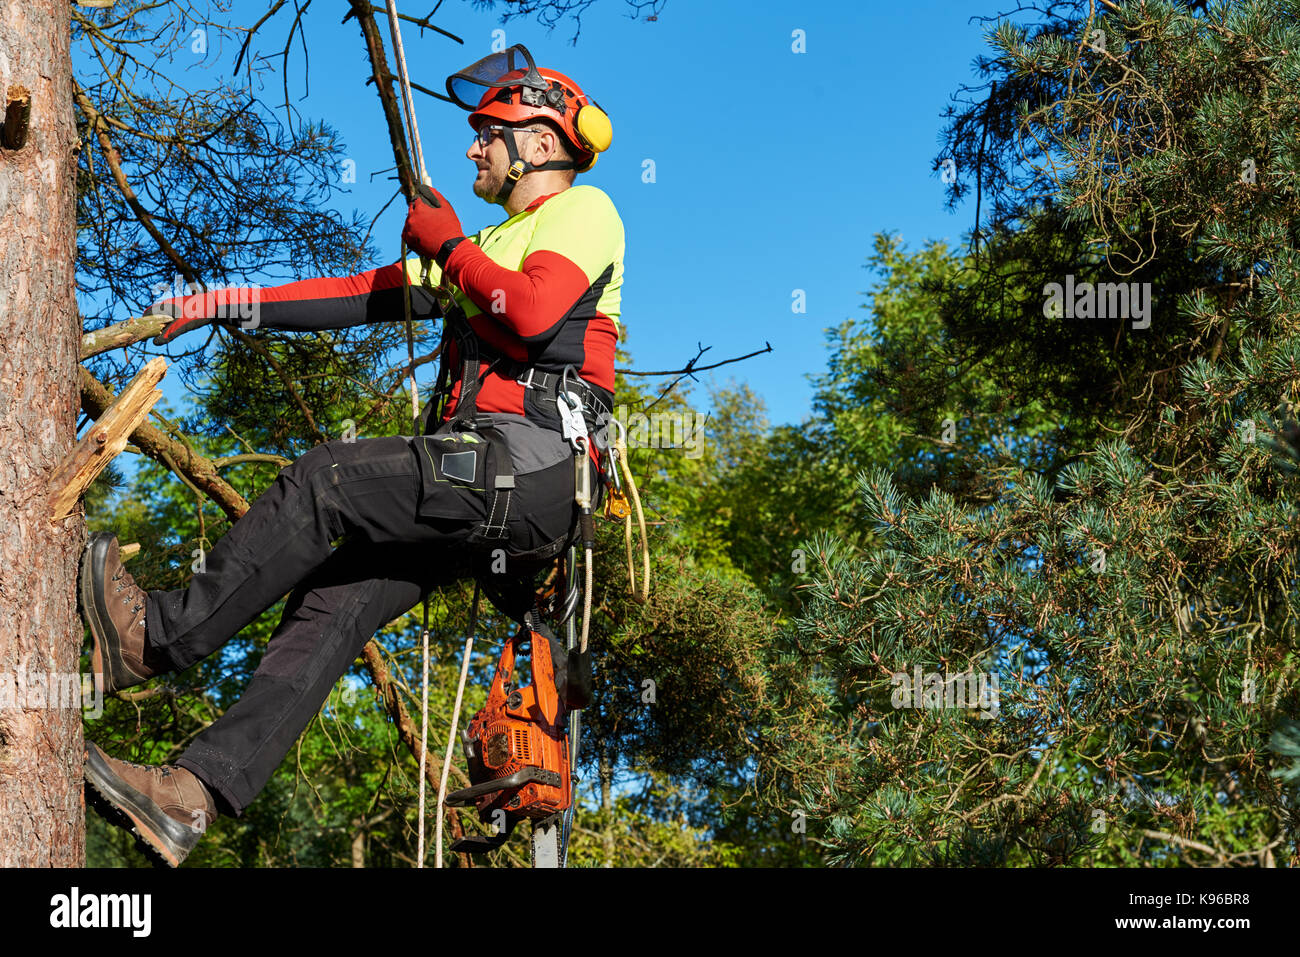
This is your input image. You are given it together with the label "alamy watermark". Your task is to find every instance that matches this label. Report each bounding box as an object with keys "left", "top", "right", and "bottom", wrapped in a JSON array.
[
  {"left": 891, "top": 665, "right": 999, "bottom": 719},
  {"left": 1043, "top": 274, "right": 1151, "bottom": 330},
  {"left": 0, "top": 669, "right": 103, "bottom": 719},
  {"left": 594, "top": 404, "right": 707, "bottom": 459},
  {"left": 50, "top": 887, "right": 151, "bottom": 937},
  {"left": 149, "top": 274, "right": 262, "bottom": 330}
]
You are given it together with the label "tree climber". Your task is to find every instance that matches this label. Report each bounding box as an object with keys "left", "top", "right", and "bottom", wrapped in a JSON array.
[{"left": 82, "top": 46, "right": 621, "bottom": 866}]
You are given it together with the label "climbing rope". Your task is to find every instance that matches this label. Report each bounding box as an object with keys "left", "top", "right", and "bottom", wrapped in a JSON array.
[
  {"left": 416, "top": 601, "right": 430, "bottom": 866},
  {"left": 609, "top": 419, "right": 650, "bottom": 603},
  {"left": 385, "top": 0, "right": 428, "bottom": 185},
  {"left": 383, "top": 0, "right": 440, "bottom": 869},
  {"left": 436, "top": 582, "right": 480, "bottom": 866}
]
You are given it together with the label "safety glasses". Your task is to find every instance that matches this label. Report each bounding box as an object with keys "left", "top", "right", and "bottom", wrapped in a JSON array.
[{"left": 471, "top": 125, "right": 542, "bottom": 150}]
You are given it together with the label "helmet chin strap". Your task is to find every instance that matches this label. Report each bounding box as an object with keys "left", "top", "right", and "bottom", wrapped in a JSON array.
[{"left": 494, "top": 127, "right": 579, "bottom": 205}]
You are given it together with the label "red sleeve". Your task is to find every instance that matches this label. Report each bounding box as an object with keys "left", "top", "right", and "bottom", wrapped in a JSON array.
[
  {"left": 442, "top": 242, "right": 591, "bottom": 344},
  {"left": 160, "top": 262, "right": 441, "bottom": 330}
]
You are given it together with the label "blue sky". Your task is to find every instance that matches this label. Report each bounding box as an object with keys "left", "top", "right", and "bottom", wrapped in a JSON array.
[{"left": 86, "top": 0, "right": 999, "bottom": 427}]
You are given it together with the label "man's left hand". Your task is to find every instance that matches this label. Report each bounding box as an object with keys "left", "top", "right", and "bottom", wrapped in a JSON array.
[{"left": 402, "top": 183, "right": 464, "bottom": 265}]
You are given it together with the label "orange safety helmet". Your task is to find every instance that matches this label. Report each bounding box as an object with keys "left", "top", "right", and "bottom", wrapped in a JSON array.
[{"left": 446, "top": 45, "right": 612, "bottom": 199}]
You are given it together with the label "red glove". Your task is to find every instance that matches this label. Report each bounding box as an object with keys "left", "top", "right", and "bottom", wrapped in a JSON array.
[
  {"left": 401, "top": 183, "right": 465, "bottom": 265},
  {"left": 150, "top": 288, "right": 257, "bottom": 344},
  {"left": 150, "top": 293, "right": 221, "bottom": 345}
]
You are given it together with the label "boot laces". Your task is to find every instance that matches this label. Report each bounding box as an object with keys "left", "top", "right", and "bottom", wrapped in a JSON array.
[{"left": 115, "top": 755, "right": 169, "bottom": 776}]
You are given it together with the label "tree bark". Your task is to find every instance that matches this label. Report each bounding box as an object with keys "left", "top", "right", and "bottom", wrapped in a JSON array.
[
  {"left": 0, "top": 0, "right": 83, "bottom": 866},
  {"left": 350, "top": 820, "right": 366, "bottom": 868}
]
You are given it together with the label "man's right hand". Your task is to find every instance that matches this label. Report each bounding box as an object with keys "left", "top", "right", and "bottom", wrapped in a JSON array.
[{"left": 149, "top": 293, "right": 222, "bottom": 345}]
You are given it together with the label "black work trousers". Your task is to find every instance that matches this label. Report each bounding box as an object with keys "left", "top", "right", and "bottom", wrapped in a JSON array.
[{"left": 143, "top": 433, "right": 572, "bottom": 815}]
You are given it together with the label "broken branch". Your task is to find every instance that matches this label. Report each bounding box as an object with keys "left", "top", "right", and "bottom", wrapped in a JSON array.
[
  {"left": 79, "top": 366, "right": 252, "bottom": 522},
  {"left": 50, "top": 357, "right": 166, "bottom": 521}
]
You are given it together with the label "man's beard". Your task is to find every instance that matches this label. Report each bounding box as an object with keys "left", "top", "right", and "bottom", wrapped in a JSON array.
[{"left": 472, "top": 163, "right": 505, "bottom": 204}]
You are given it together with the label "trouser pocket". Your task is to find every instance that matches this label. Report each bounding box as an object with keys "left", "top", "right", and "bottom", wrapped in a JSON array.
[
  {"left": 507, "top": 456, "right": 577, "bottom": 557},
  {"left": 412, "top": 429, "right": 491, "bottom": 524}
]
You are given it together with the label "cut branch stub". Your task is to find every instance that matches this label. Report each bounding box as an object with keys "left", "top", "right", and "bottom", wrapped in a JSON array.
[
  {"left": 80, "top": 314, "right": 169, "bottom": 359},
  {"left": 49, "top": 357, "right": 167, "bottom": 521}
]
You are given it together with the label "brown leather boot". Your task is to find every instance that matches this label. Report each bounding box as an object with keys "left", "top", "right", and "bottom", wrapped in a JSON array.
[
  {"left": 84, "top": 742, "right": 218, "bottom": 867},
  {"left": 80, "top": 533, "right": 162, "bottom": 693}
]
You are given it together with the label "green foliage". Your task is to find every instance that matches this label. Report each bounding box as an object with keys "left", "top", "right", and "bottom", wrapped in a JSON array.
[{"left": 762, "top": 0, "right": 1300, "bottom": 867}]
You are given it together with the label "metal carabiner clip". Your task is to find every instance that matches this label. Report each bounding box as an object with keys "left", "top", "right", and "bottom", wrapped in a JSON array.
[{"left": 605, "top": 416, "right": 626, "bottom": 494}]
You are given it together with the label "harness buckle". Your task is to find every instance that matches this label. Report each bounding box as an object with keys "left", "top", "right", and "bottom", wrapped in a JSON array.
[{"left": 516, "top": 367, "right": 537, "bottom": 389}]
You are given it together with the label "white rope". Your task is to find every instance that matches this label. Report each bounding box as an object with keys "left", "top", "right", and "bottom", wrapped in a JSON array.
[
  {"left": 416, "top": 618, "right": 429, "bottom": 866},
  {"left": 606, "top": 420, "right": 649, "bottom": 604},
  {"left": 581, "top": 546, "right": 593, "bottom": 653},
  {"left": 436, "top": 584, "right": 479, "bottom": 866},
  {"left": 384, "top": 0, "right": 428, "bottom": 185},
  {"left": 617, "top": 433, "right": 650, "bottom": 603},
  {"left": 382, "top": 0, "right": 439, "bottom": 870}
]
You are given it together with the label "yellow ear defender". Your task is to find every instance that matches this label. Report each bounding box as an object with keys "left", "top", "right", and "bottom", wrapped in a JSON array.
[
  {"left": 573, "top": 102, "right": 612, "bottom": 171},
  {"left": 575, "top": 103, "right": 613, "bottom": 153}
]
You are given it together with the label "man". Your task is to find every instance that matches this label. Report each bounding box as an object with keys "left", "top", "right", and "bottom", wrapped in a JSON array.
[{"left": 82, "top": 46, "right": 623, "bottom": 866}]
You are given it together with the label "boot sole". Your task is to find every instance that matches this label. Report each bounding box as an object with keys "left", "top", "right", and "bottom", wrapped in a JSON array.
[{"left": 84, "top": 742, "right": 200, "bottom": 868}]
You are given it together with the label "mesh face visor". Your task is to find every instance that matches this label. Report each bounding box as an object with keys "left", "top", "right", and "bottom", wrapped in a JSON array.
[{"left": 446, "top": 44, "right": 548, "bottom": 111}]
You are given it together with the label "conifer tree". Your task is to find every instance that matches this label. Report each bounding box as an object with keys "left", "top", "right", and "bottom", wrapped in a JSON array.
[{"left": 776, "top": 0, "right": 1300, "bottom": 866}]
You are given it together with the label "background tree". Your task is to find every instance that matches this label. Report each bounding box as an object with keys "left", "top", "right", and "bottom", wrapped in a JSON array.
[{"left": 763, "top": 0, "right": 1300, "bottom": 866}]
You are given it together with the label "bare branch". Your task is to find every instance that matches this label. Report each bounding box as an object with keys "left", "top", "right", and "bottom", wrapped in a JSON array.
[
  {"left": 617, "top": 341, "right": 773, "bottom": 377},
  {"left": 211, "top": 453, "right": 294, "bottom": 468}
]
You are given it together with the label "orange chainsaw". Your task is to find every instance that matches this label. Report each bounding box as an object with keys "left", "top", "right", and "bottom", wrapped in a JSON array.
[{"left": 446, "top": 619, "right": 588, "bottom": 857}]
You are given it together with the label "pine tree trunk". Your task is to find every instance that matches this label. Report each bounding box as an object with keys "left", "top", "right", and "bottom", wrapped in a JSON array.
[{"left": 0, "top": 0, "right": 83, "bottom": 867}]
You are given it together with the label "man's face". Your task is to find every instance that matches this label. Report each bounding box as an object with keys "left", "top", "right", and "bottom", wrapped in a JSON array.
[
  {"left": 467, "top": 126, "right": 511, "bottom": 204},
  {"left": 467, "top": 123, "right": 562, "bottom": 203}
]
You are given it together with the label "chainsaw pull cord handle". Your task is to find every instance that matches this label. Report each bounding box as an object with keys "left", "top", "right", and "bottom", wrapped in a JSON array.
[{"left": 436, "top": 581, "right": 481, "bottom": 868}]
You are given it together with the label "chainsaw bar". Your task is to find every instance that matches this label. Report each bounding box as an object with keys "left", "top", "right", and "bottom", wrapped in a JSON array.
[{"left": 531, "top": 814, "right": 563, "bottom": 868}]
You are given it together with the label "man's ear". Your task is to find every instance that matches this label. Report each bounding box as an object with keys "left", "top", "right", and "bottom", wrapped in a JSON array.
[{"left": 532, "top": 127, "right": 560, "bottom": 165}]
